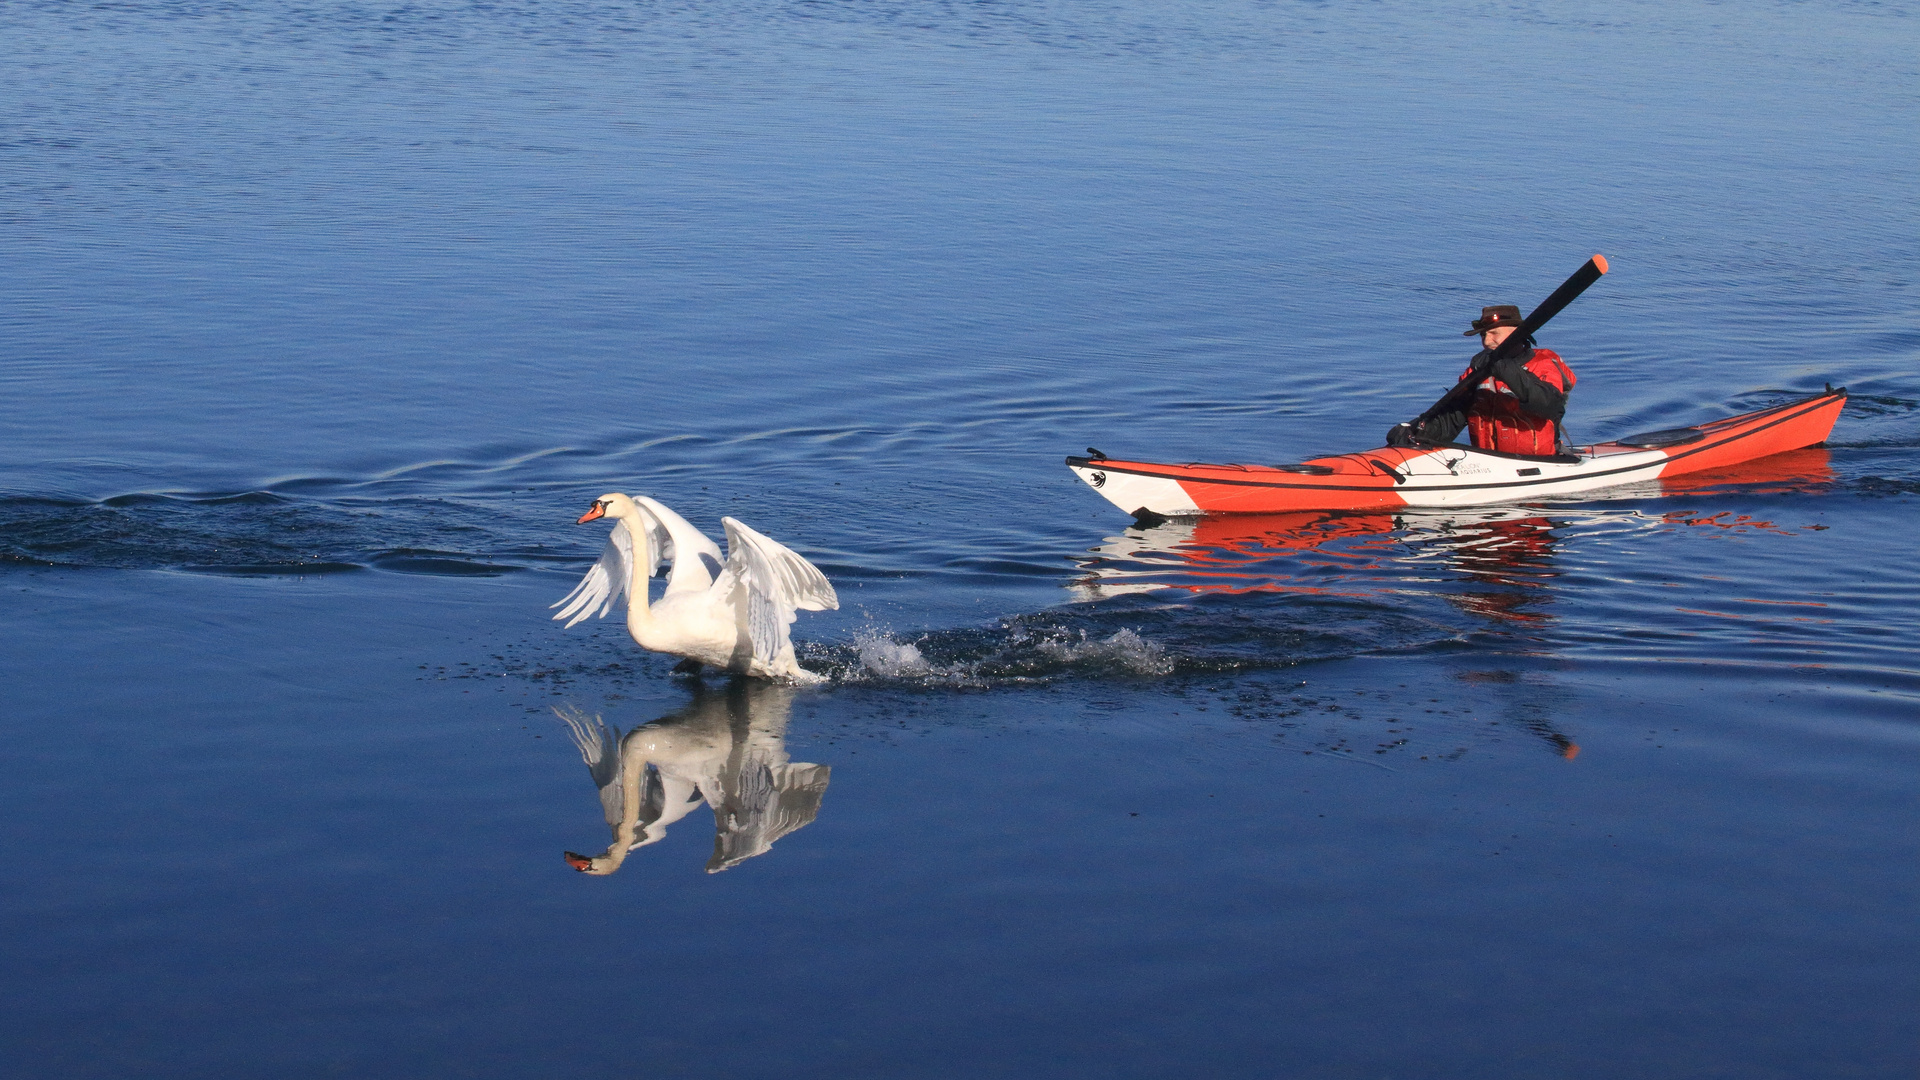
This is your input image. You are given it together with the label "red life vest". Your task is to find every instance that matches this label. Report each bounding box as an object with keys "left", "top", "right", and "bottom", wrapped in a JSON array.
[{"left": 1461, "top": 348, "right": 1575, "bottom": 456}]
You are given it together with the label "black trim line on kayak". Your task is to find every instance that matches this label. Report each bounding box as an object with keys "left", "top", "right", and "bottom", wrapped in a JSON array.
[{"left": 1064, "top": 390, "right": 1844, "bottom": 496}]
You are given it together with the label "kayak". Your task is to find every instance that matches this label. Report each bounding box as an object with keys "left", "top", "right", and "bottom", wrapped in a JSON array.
[
  {"left": 1068, "top": 445, "right": 1834, "bottom": 601},
  {"left": 1067, "top": 387, "right": 1846, "bottom": 519}
]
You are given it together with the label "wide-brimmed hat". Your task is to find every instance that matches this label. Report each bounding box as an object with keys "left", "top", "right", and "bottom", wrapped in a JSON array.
[{"left": 1466, "top": 304, "right": 1524, "bottom": 336}]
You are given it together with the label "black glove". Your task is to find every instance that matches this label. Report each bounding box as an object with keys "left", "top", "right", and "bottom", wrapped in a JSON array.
[
  {"left": 1385, "top": 423, "right": 1419, "bottom": 447},
  {"left": 1469, "top": 348, "right": 1496, "bottom": 373}
]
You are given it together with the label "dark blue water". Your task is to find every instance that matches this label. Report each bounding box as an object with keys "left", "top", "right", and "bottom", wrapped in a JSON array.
[{"left": 3, "top": 2, "right": 1916, "bottom": 1077}]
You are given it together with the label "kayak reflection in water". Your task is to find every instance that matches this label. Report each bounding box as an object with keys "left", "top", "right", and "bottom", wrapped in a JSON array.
[
  {"left": 1440, "top": 512, "right": 1559, "bottom": 625},
  {"left": 556, "top": 681, "right": 830, "bottom": 875},
  {"left": 1069, "top": 506, "right": 1563, "bottom": 620},
  {"left": 1070, "top": 508, "right": 1576, "bottom": 752},
  {"left": 1066, "top": 450, "right": 1838, "bottom": 760},
  {"left": 1065, "top": 442, "right": 1835, "bottom": 610}
]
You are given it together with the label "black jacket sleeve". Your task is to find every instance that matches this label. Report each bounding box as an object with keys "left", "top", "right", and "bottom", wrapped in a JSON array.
[
  {"left": 1484, "top": 349, "right": 1568, "bottom": 422},
  {"left": 1413, "top": 348, "right": 1567, "bottom": 444},
  {"left": 1416, "top": 407, "right": 1468, "bottom": 444}
]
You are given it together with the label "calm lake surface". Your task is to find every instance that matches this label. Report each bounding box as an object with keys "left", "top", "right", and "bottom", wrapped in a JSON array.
[{"left": 3, "top": 2, "right": 1917, "bottom": 1076}]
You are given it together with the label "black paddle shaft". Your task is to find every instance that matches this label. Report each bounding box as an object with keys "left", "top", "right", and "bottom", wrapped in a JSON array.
[{"left": 1411, "top": 254, "right": 1609, "bottom": 428}]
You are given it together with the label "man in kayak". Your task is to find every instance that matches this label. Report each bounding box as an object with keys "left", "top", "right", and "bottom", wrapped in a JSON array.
[{"left": 1388, "top": 304, "right": 1576, "bottom": 455}]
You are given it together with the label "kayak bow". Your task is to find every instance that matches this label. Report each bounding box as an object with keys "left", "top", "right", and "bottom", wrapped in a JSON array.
[{"left": 1067, "top": 388, "right": 1846, "bottom": 518}]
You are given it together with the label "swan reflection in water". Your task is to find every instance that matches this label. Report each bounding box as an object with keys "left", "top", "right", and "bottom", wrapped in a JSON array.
[{"left": 556, "top": 681, "right": 830, "bottom": 875}]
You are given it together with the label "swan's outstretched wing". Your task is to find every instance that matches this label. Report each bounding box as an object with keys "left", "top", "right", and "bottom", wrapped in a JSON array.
[
  {"left": 551, "top": 521, "right": 633, "bottom": 628},
  {"left": 720, "top": 517, "right": 839, "bottom": 666},
  {"left": 633, "top": 495, "right": 725, "bottom": 596},
  {"left": 555, "top": 706, "right": 625, "bottom": 824},
  {"left": 707, "top": 761, "right": 832, "bottom": 873},
  {"left": 551, "top": 515, "right": 677, "bottom": 628},
  {"left": 556, "top": 706, "right": 619, "bottom": 780}
]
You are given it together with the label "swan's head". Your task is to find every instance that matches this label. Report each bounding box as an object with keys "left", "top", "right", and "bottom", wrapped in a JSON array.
[
  {"left": 563, "top": 849, "right": 621, "bottom": 875},
  {"left": 577, "top": 492, "right": 639, "bottom": 524}
]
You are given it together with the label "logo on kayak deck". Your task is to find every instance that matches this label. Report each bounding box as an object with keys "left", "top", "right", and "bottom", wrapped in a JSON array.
[{"left": 1089, "top": 471, "right": 1107, "bottom": 488}]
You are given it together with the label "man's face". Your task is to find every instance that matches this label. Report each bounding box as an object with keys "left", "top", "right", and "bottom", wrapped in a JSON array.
[{"left": 1480, "top": 325, "right": 1516, "bottom": 349}]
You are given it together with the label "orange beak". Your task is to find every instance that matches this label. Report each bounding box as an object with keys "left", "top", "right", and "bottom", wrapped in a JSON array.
[
  {"left": 563, "top": 851, "right": 594, "bottom": 871},
  {"left": 577, "top": 503, "right": 605, "bottom": 524}
]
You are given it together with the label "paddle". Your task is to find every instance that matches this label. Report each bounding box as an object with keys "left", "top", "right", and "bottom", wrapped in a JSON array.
[{"left": 1405, "top": 254, "right": 1609, "bottom": 437}]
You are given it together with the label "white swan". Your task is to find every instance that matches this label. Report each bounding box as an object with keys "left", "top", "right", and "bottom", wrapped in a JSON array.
[
  {"left": 555, "top": 684, "right": 830, "bottom": 875},
  {"left": 551, "top": 493, "right": 839, "bottom": 682}
]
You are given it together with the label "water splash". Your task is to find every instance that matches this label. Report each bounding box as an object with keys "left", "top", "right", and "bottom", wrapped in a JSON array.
[
  {"left": 821, "top": 620, "right": 1175, "bottom": 687},
  {"left": 852, "top": 628, "right": 935, "bottom": 679},
  {"left": 1033, "top": 627, "right": 1173, "bottom": 674}
]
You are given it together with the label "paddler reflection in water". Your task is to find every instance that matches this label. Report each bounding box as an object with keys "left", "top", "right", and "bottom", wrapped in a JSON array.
[{"left": 1387, "top": 304, "right": 1577, "bottom": 455}]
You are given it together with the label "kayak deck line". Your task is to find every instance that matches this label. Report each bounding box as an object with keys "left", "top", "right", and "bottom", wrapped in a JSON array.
[{"left": 1067, "top": 388, "right": 1846, "bottom": 518}]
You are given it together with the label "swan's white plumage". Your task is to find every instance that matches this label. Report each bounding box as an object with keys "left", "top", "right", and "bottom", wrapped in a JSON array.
[
  {"left": 552, "top": 493, "right": 838, "bottom": 681},
  {"left": 551, "top": 520, "right": 633, "bottom": 628},
  {"left": 630, "top": 496, "right": 723, "bottom": 595},
  {"left": 721, "top": 515, "right": 839, "bottom": 669},
  {"left": 556, "top": 685, "right": 830, "bottom": 875}
]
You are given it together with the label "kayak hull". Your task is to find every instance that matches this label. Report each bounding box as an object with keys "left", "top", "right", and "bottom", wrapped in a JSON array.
[{"left": 1068, "top": 389, "right": 1845, "bottom": 517}]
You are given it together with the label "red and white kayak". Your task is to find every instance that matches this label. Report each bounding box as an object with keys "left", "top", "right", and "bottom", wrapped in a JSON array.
[{"left": 1067, "top": 388, "right": 1846, "bottom": 518}]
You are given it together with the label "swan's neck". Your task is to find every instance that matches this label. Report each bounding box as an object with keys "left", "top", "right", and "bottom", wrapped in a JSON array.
[
  {"left": 586, "top": 737, "right": 654, "bottom": 874},
  {"left": 594, "top": 755, "right": 647, "bottom": 869},
  {"left": 622, "top": 515, "right": 655, "bottom": 635}
]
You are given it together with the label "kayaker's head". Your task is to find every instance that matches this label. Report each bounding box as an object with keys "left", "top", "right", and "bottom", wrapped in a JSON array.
[{"left": 1467, "top": 304, "right": 1523, "bottom": 349}]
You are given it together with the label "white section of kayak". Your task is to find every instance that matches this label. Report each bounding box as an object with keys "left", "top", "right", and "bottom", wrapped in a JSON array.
[{"left": 1386, "top": 445, "right": 1670, "bottom": 507}]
